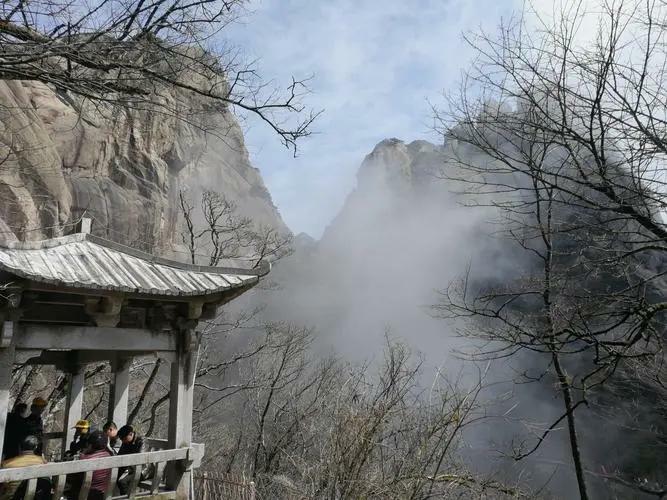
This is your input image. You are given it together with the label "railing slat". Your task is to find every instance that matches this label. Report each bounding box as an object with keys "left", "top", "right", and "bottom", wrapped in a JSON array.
[
  {"left": 127, "top": 465, "right": 142, "bottom": 499},
  {"left": 105, "top": 467, "right": 118, "bottom": 500},
  {"left": 25, "top": 477, "right": 37, "bottom": 500},
  {"left": 193, "top": 472, "right": 257, "bottom": 500},
  {"left": 52, "top": 474, "right": 66, "bottom": 500},
  {"left": 152, "top": 461, "right": 166, "bottom": 493},
  {"left": 78, "top": 470, "right": 93, "bottom": 500}
]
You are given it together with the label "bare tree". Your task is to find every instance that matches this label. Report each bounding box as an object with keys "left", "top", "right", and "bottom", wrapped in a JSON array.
[
  {"left": 0, "top": 0, "right": 319, "bottom": 152},
  {"left": 432, "top": 1, "right": 667, "bottom": 497},
  {"left": 435, "top": 0, "right": 667, "bottom": 339},
  {"left": 178, "top": 188, "right": 293, "bottom": 268},
  {"left": 120, "top": 195, "right": 293, "bottom": 439},
  {"left": 197, "top": 327, "right": 527, "bottom": 499}
]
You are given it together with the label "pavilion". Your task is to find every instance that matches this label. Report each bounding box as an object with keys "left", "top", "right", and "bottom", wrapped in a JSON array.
[{"left": 0, "top": 219, "right": 267, "bottom": 499}]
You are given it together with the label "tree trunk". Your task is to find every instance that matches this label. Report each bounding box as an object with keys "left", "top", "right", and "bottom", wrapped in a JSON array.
[{"left": 552, "top": 351, "right": 589, "bottom": 500}]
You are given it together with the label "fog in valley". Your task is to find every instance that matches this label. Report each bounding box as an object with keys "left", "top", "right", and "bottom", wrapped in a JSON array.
[{"left": 234, "top": 138, "right": 651, "bottom": 498}]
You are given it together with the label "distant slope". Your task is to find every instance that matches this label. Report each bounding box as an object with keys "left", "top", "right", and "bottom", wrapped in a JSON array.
[{"left": 256, "top": 137, "right": 667, "bottom": 499}]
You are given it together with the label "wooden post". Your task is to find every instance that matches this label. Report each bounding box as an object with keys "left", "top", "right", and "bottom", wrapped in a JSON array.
[
  {"left": 61, "top": 365, "right": 85, "bottom": 459},
  {"left": 108, "top": 356, "right": 131, "bottom": 426},
  {"left": 166, "top": 330, "right": 196, "bottom": 499},
  {"left": 0, "top": 321, "right": 16, "bottom": 458}
]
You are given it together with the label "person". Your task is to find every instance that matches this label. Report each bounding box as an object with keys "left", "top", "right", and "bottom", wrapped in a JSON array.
[
  {"left": 116, "top": 425, "right": 146, "bottom": 494},
  {"left": 24, "top": 398, "right": 46, "bottom": 454},
  {"left": 0, "top": 435, "right": 50, "bottom": 500},
  {"left": 67, "top": 420, "right": 90, "bottom": 457},
  {"left": 2, "top": 403, "right": 27, "bottom": 460},
  {"left": 102, "top": 421, "right": 118, "bottom": 455},
  {"left": 117, "top": 425, "right": 144, "bottom": 456},
  {"left": 75, "top": 430, "right": 113, "bottom": 500}
]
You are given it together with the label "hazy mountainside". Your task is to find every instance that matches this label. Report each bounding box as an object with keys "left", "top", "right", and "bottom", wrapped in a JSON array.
[
  {"left": 253, "top": 137, "right": 546, "bottom": 481},
  {"left": 262, "top": 138, "right": 514, "bottom": 358},
  {"left": 320, "top": 138, "right": 446, "bottom": 248},
  {"left": 0, "top": 80, "right": 288, "bottom": 250},
  {"left": 252, "top": 137, "right": 666, "bottom": 498}
]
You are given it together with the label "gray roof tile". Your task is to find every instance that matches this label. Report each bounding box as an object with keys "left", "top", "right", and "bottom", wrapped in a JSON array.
[{"left": 0, "top": 234, "right": 266, "bottom": 297}]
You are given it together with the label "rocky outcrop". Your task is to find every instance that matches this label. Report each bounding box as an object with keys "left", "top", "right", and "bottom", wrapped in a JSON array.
[
  {"left": 0, "top": 80, "right": 288, "bottom": 252},
  {"left": 259, "top": 137, "right": 480, "bottom": 359},
  {"left": 320, "top": 138, "right": 448, "bottom": 249}
]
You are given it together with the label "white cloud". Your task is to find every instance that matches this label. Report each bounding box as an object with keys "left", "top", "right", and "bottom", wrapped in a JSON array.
[{"left": 225, "top": 0, "right": 520, "bottom": 237}]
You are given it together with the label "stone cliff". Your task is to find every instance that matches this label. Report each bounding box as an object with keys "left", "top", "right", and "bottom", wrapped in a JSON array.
[
  {"left": 319, "top": 138, "right": 447, "bottom": 250},
  {"left": 0, "top": 80, "right": 288, "bottom": 252}
]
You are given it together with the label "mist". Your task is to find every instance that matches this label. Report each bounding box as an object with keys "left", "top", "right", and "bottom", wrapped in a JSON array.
[{"left": 220, "top": 138, "right": 593, "bottom": 497}]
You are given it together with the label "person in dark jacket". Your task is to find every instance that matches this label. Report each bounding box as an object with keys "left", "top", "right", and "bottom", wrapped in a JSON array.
[
  {"left": 2, "top": 403, "right": 27, "bottom": 460},
  {"left": 116, "top": 425, "right": 146, "bottom": 494},
  {"left": 23, "top": 397, "right": 46, "bottom": 454},
  {"left": 117, "top": 425, "right": 144, "bottom": 455}
]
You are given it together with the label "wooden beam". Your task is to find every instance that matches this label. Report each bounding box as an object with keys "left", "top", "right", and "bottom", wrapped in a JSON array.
[
  {"left": 61, "top": 367, "right": 85, "bottom": 459},
  {"left": 108, "top": 356, "right": 131, "bottom": 426},
  {"left": 16, "top": 325, "right": 177, "bottom": 352},
  {"left": 20, "top": 303, "right": 89, "bottom": 325},
  {"left": 22, "top": 291, "right": 87, "bottom": 306},
  {"left": 24, "top": 350, "right": 157, "bottom": 366},
  {"left": 0, "top": 322, "right": 15, "bottom": 457},
  {"left": 24, "top": 281, "right": 247, "bottom": 305}
]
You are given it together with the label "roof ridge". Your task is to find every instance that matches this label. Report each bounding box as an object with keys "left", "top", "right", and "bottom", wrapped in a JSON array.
[{"left": 0, "top": 233, "right": 269, "bottom": 277}]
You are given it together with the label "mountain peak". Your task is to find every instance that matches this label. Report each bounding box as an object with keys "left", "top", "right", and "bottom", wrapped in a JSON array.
[{"left": 357, "top": 138, "right": 443, "bottom": 192}]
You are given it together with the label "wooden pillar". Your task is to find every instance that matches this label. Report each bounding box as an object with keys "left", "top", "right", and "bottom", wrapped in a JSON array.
[
  {"left": 166, "top": 330, "right": 197, "bottom": 498},
  {"left": 0, "top": 321, "right": 16, "bottom": 459},
  {"left": 108, "top": 356, "right": 131, "bottom": 426},
  {"left": 61, "top": 365, "right": 85, "bottom": 459}
]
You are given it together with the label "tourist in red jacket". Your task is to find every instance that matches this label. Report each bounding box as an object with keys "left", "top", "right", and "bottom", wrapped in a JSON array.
[{"left": 77, "top": 430, "right": 113, "bottom": 500}]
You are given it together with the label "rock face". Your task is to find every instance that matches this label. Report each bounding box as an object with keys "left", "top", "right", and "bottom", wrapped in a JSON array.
[
  {"left": 0, "top": 80, "right": 288, "bottom": 252},
  {"left": 320, "top": 138, "right": 448, "bottom": 250}
]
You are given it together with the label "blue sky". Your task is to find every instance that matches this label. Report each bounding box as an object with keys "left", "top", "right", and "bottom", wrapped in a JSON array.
[{"left": 225, "top": 0, "right": 519, "bottom": 237}]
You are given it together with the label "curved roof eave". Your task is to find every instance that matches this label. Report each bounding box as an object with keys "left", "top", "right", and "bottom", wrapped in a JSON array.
[{"left": 0, "top": 233, "right": 268, "bottom": 298}]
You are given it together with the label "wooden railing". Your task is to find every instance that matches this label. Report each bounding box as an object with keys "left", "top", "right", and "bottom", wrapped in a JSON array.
[
  {"left": 0, "top": 444, "right": 204, "bottom": 500},
  {"left": 193, "top": 471, "right": 255, "bottom": 500}
]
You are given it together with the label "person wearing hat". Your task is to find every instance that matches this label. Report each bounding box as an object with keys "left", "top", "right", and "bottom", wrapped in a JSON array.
[
  {"left": 68, "top": 419, "right": 91, "bottom": 457},
  {"left": 24, "top": 397, "right": 47, "bottom": 454}
]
